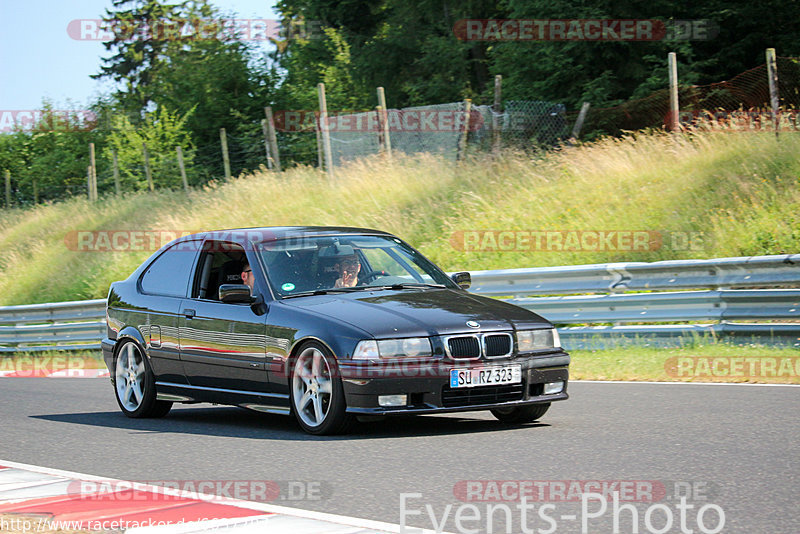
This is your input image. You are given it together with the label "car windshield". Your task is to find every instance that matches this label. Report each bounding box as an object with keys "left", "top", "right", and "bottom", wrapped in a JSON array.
[{"left": 256, "top": 234, "right": 458, "bottom": 297}]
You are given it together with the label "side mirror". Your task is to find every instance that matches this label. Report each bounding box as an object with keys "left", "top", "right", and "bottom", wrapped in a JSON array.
[
  {"left": 451, "top": 271, "right": 471, "bottom": 290},
  {"left": 219, "top": 284, "right": 254, "bottom": 304}
]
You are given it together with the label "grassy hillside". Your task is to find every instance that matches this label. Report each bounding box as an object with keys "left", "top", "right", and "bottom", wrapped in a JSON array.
[{"left": 1, "top": 130, "right": 799, "bottom": 305}]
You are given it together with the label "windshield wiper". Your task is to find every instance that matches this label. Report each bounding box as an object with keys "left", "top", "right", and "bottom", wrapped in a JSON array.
[
  {"left": 280, "top": 287, "right": 373, "bottom": 299},
  {"left": 377, "top": 282, "right": 447, "bottom": 290}
]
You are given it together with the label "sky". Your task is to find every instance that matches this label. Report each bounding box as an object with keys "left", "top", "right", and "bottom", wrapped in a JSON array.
[{"left": 0, "top": 0, "right": 279, "bottom": 112}]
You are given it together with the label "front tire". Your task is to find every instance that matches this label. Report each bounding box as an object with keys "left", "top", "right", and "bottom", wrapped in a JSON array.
[
  {"left": 491, "top": 403, "right": 550, "bottom": 424},
  {"left": 290, "top": 342, "right": 352, "bottom": 435},
  {"left": 113, "top": 340, "right": 172, "bottom": 418}
]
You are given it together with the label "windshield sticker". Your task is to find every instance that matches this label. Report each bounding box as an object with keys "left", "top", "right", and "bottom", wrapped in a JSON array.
[{"left": 281, "top": 282, "right": 296, "bottom": 292}]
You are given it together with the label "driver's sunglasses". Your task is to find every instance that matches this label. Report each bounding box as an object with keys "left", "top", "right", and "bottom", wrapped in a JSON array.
[{"left": 341, "top": 259, "right": 359, "bottom": 267}]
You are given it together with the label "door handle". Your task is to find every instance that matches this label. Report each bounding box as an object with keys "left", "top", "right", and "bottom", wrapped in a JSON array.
[{"left": 184, "top": 309, "right": 196, "bottom": 319}]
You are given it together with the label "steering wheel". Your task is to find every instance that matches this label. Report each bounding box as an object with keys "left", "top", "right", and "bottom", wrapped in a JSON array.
[{"left": 359, "top": 270, "right": 386, "bottom": 283}]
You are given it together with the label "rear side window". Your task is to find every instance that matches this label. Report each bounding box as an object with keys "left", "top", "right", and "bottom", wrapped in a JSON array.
[{"left": 140, "top": 242, "right": 200, "bottom": 297}]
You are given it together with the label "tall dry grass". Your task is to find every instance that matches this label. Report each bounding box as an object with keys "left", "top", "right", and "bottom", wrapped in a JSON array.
[{"left": 1, "top": 130, "right": 798, "bottom": 305}]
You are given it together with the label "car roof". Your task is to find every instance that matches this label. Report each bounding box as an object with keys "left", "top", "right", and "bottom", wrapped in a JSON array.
[{"left": 175, "top": 226, "right": 395, "bottom": 244}]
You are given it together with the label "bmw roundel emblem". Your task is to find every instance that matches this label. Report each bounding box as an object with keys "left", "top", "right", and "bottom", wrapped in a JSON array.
[{"left": 466, "top": 321, "right": 480, "bottom": 328}]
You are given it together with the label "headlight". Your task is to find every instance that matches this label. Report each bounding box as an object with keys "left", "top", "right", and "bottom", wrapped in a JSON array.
[
  {"left": 353, "top": 338, "right": 433, "bottom": 359},
  {"left": 353, "top": 340, "right": 379, "bottom": 360},
  {"left": 516, "top": 328, "right": 560, "bottom": 352}
]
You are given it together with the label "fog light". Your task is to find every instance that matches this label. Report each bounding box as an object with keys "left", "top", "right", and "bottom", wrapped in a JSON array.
[
  {"left": 378, "top": 394, "right": 407, "bottom": 407},
  {"left": 544, "top": 381, "right": 564, "bottom": 395}
]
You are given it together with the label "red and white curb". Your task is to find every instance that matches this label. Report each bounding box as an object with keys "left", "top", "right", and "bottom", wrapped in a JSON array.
[{"left": 0, "top": 460, "right": 433, "bottom": 533}]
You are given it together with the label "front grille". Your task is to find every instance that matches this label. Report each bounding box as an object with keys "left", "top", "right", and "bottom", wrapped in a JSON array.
[
  {"left": 448, "top": 336, "right": 481, "bottom": 359},
  {"left": 441, "top": 382, "right": 525, "bottom": 407},
  {"left": 484, "top": 334, "right": 512, "bottom": 357}
]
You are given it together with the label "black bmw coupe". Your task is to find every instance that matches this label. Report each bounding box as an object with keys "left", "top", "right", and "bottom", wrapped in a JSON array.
[{"left": 102, "top": 227, "right": 569, "bottom": 434}]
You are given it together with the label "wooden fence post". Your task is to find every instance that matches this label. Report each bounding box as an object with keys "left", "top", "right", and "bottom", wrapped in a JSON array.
[
  {"left": 89, "top": 142, "right": 98, "bottom": 201},
  {"left": 87, "top": 166, "right": 93, "bottom": 200},
  {"left": 570, "top": 102, "right": 591, "bottom": 142},
  {"left": 261, "top": 119, "right": 273, "bottom": 170},
  {"left": 220, "top": 128, "right": 232, "bottom": 180},
  {"left": 668, "top": 52, "right": 680, "bottom": 132},
  {"left": 142, "top": 142, "right": 154, "bottom": 191},
  {"left": 317, "top": 83, "right": 335, "bottom": 178},
  {"left": 457, "top": 99, "right": 472, "bottom": 160},
  {"left": 493, "top": 75, "right": 502, "bottom": 154},
  {"left": 264, "top": 107, "right": 281, "bottom": 172},
  {"left": 377, "top": 87, "right": 392, "bottom": 156},
  {"left": 176, "top": 146, "right": 189, "bottom": 193},
  {"left": 766, "top": 48, "right": 780, "bottom": 138},
  {"left": 314, "top": 114, "right": 324, "bottom": 169}
]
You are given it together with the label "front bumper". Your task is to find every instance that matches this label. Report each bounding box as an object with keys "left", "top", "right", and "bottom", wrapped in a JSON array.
[{"left": 339, "top": 351, "right": 569, "bottom": 415}]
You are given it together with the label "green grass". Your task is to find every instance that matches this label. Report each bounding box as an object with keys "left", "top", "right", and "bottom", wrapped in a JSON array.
[
  {"left": 1, "top": 130, "right": 799, "bottom": 305},
  {"left": 571, "top": 343, "right": 800, "bottom": 383}
]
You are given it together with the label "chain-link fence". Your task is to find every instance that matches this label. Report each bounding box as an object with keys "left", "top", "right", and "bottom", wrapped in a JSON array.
[
  {"left": 328, "top": 100, "right": 568, "bottom": 165},
  {"left": 573, "top": 57, "right": 800, "bottom": 137},
  {"left": 470, "top": 101, "right": 569, "bottom": 151},
  {"left": 328, "top": 110, "right": 382, "bottom": 166}
]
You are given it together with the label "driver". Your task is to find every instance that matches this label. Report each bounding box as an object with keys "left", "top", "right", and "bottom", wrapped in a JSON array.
[{"left": 334, "top": 254, "right": 361, "bottom": 288}]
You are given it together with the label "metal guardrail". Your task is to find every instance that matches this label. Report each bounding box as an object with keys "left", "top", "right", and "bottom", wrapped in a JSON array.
[
  {"left": 511, "top": 289, "right": 800, "bottom": 323},
  {"left": 0, "top": 299, "right": 106, "bottom": 353},
  {"left": 468, "top": 254, "right": 800, "bottom": 296},
  {"left": 0, "top": 255, "right": 798, "bottom": 352}
]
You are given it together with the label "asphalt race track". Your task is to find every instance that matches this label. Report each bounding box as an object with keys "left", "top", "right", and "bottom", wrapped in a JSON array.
[{"left": 0, "top": 378, "right": 796, "bottom": 533}]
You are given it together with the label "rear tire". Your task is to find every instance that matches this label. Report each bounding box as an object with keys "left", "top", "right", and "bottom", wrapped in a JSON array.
[
  {"left": 113, "top": 340, "right": 172, "bottom": 418},
  {"left": 491, "top": 403, "right": 550, "bottom": 424}
]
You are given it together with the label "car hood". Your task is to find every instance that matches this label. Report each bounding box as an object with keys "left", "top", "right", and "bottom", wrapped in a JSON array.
[{"left": 281, "top": 288, "right": 551, "bottom": 338}]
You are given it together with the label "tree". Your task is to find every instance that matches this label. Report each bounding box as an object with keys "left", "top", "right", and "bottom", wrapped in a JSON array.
[
  {"left": 104, "top": 105, "right": 196, "bottom": 191},
  {"left": 0, "top": 104, "right": 103, "bottom": 205},
  {"left": 94, "top": 0, "right": 279, "bottom": 178},
  {"left": 93, "top": 0, "right": 191, "bottom": 114}
]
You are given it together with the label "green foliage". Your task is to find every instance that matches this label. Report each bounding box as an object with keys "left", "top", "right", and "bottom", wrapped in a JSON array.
[
  {"left": 275, "top": 0, "right": 800, "bottom": 111},
  {"left": 104, "top": 105, "right": 196, "bottom": 190},
  {"left": 0, "top": 104, "right": 104, "bottom": 205},
  {"left": 94, "top": 0, "right": 279, "bottom": 178}
]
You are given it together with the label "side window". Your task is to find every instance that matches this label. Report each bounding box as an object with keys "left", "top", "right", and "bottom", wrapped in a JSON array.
[
  {"left": 140, "top": 242, "right": 200, "bottom": 297},
  {"left": 191, "top": 241, "right": 247, "bottom": 300}
]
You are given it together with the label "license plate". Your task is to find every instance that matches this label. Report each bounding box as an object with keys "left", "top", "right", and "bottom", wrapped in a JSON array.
[{"left": 450, "top": 365, "right": 522, "bottom": 388}]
